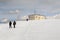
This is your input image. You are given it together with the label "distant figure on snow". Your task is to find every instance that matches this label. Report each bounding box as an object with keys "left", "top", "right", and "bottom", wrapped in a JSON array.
[
  {"left": 13, "top": 21, "right": 16, "bottom": 28},
  {"left": 9, "top": 21, "right": 12, "bottom": 28},
  {"left": 26, "top": 19, "right": 28, "bottom": 21}
]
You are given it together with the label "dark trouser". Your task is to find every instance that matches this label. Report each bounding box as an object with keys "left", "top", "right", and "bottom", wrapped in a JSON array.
[
  {"left": 14, "top": 25, "right": 15, "bottom": 28},
  {"left": 9, "top": 25, "right": 12, "bottom": 28}
]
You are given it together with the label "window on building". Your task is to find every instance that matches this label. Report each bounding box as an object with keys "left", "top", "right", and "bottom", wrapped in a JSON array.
[{"left": 39, "top": 17, "right": 40, "bottom": 19}]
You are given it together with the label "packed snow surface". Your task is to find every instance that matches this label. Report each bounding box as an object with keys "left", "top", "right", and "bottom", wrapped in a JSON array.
[{"left": 0, "top": 19, "right": 60, "bottom": 40}]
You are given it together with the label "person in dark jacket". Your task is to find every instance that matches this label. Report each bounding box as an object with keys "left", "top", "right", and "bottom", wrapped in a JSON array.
[
  {"left": 9, "top": 21, "right": 12, "bottom": 28},
  {"left": 26, "top": 19, "right": 28, "bottom": 21},
  {"left": 13, "top": 21, "right": 16, "bottom": 28}
]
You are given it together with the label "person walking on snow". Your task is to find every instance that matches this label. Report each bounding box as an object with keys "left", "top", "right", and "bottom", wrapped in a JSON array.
[
  {"left": 13, "top": 21, "right": 16, "bottom": 28},
  {"left": 9, "top": 21, "right": 12, "bottom": 28}
]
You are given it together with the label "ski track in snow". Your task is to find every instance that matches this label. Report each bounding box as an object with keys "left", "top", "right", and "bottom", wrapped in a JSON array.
[{"left": 0, "top": 19, "right": 60, "bottom": 40}]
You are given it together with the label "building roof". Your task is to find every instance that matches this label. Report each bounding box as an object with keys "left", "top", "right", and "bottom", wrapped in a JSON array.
[{"left": 28, "top": 14, "right": 45, "bottom": 16}]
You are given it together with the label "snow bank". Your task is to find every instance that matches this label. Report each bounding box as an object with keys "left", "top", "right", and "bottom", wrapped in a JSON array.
[
  {"left": 46, "top": 14, "right": 60, "bottom": 19},
  {"left": 0, "top": 18, "right": 9, "bottom": 23},
  {"left": 0, "top": 19, "right": 60, "bottom": 40}
]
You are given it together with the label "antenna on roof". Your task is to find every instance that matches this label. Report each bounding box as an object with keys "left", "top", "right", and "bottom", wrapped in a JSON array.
[{"left": 33, "top": 8, "right": 36, "bottom": 14}]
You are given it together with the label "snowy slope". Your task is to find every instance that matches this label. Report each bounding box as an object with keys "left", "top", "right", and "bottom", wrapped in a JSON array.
[{"left": 0, "top": 19, "right": 60, "bottom": 40}]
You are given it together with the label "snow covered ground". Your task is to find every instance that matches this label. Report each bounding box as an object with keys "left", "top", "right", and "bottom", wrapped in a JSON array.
[{"left": 0, "top": 19, "right": 60, "bottom": 40}]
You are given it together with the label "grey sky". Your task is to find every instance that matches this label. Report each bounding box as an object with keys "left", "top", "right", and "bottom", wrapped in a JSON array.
[{"left": 0, "top": 0, "right": 60, "bottom": 16}]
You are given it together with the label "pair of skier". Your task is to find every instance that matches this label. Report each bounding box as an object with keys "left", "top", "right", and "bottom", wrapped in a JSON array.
[{"left": 9, "top": 21, "right": 16, "bottom": 28}]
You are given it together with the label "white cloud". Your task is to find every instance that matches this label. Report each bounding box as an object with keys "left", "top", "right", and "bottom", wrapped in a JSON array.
[
  {"left": 16, "top": 10, "right": 20, "bottom": 13},
  {"left": 9, "top": 10, "right": 21, "bottom": 14}
]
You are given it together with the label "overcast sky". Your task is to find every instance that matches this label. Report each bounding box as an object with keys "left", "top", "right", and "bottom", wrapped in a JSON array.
[{"left": 0, "top": 0, "right": 60, "bottom": 19}]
